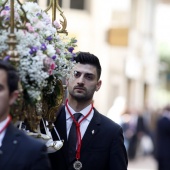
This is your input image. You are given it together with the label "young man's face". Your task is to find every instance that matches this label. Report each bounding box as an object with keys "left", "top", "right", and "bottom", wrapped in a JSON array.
[
  {"left": 66, "top": 63, "right": 102, "bottom": 102},
  {"left": 0, "top": 69, "right": 18, "bottom": 122}
]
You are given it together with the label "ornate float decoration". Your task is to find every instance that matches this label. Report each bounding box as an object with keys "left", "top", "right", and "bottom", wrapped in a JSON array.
[{"left": 0, "top": 0, "right": 77, "bottom": 152}]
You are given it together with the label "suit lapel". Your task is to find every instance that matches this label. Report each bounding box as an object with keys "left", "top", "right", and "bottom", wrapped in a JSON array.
[
  {"left": 0, "top": 123, "right": 20, "bottom": 169},
  {"left": 81, "top": 109, "right": 101, "bottom": 151},
  {"left": 54, "top": 107, "right": 101, "bottom": 163}
]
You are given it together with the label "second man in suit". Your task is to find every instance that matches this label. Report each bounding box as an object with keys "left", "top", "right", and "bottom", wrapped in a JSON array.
[{"left": 0, "top": 60, "right": 51, "bottom": 170}]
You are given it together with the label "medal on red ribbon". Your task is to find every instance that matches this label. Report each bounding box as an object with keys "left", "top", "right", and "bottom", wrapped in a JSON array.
[
  {"left": 66, "top": 99, "right": 93, "bottom": 170},
  {"left": 73, "top": 160, "right": 82, "bottom": 170}
]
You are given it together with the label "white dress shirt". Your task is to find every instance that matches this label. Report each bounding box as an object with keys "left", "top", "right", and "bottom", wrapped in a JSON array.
[
  {"left": 66, "top": 104, "right": 94, "bottom": 139},
  {"left": 0, "top": 116, "right": 9, "bottom": 147}
]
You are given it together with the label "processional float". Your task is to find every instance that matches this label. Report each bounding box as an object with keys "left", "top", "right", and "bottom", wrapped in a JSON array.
[{"left": 0, "top": 0, "right": 77, "bottom": 152}]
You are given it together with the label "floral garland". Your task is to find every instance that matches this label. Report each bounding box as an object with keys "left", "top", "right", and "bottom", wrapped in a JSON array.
[{"left": 0, "top": 2, "right": 77, "bottom": 108}]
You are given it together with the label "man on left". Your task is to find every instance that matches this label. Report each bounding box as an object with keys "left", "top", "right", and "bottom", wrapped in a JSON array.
[{"left": 0, "top": 60, "right": 51, "bottom": 170}]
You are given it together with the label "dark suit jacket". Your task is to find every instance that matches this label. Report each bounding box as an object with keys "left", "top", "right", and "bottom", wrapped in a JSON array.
[
  {"left": 127, "top": 115, "right": 149, "bottom": 159},
  {"left": 155, "top": 116, "right": 170, "bottom": 170},
  {"left": 0, "top": 123, "right": 51, "bottom": 170},
  {"left": 49, "top": 106, "right": 128, "bottom": 170}
]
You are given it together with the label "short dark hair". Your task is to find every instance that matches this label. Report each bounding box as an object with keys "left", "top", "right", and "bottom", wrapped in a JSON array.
[
  {"left": 73, "top": 52, "right": 102, "bottom": 80},
  {"left": 0, "top": 60, "right": 19, "bottom": 94}
]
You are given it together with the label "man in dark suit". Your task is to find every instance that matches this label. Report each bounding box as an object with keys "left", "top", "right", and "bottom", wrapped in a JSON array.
[
  {"left": 0, "top": 60, "right": 51, "bottom": 170},
  {"left": 48, "top": 52, "right": 128, "bottom": 170},
  {"left": 155, "top": 105, "right": 170, "bottom": 170}
]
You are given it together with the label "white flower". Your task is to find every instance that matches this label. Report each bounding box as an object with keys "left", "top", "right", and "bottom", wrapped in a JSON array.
[
  {"left": 46, "top": 44, "right": 55, "bottom": 57},
  {"left": 23, "top": 2, "right": 41, "bottom": 13},
  {"left": 44, "top": 30, "right": 52, "bottom": 37}
]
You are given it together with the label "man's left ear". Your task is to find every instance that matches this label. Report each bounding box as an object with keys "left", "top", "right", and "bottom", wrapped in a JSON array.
[
  {"left": 96, "top": 80, "right": 102, "bottom": 91},
  {"left": 9, "top": 90, "right": 19, "bottom": 105}
]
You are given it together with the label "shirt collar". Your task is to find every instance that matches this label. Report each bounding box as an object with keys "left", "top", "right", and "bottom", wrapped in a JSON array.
[
  {"left": 65, "top": 104, "right": 94, "bottom": 121},
  {"left": 0, "top": 116, "right": 9, "bottom": 131}
]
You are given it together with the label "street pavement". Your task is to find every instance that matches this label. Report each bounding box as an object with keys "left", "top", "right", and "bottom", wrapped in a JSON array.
[{"left": 128, "top": 155, "right": 158, "bottom": 170}]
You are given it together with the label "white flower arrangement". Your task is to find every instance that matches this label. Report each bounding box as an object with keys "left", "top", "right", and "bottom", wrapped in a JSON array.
[{"left": 0, "top": 2, "right": 77, "bottom": 106}]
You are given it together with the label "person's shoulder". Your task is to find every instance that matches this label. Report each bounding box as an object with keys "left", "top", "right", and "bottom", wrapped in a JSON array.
[
  {"left": 13, "top": 125, "right": 46, "bottom": 149},
  {"left": 56, "top": 104, "right": 65, "bottom": 117},
  {"left": 94, "top": 108, "right": 121, "bottom": 129}
]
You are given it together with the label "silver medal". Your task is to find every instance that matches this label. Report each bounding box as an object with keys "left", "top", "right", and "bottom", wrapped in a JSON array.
[{"left": 73, "top": 160, "right": 82, "bottom": 170}]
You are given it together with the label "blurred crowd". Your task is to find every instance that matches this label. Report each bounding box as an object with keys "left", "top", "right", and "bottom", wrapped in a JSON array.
[{"left": 107, "top": 101, "right": 170, "bottom": 170}]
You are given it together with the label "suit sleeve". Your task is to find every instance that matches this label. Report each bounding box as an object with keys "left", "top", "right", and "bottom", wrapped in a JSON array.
[
  {"left": 109, "top": 126, "right": 128, "bottom": 170},
  {"left": 31, "top": 144, "right": 52, "bottom": 170}
]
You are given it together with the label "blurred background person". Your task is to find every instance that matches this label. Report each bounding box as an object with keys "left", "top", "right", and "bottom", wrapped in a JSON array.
[
  {"left": 124, "top": 108, "right": 153, "bottom": 160},
  {"left": 155, "top": 105, "right": 170, "bottom": 170},
  {"left": 107, "top": 96, "right": 126, "bottom": 125}
]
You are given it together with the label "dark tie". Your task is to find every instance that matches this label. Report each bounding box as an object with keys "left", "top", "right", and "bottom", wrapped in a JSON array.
[{"left": 68, "top": 113, "right": 82, "bottom": 162}]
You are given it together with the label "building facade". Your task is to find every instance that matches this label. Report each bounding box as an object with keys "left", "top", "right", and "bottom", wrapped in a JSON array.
[{"left": 38, "top": 0, "right": 159, "bottom": 114}]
